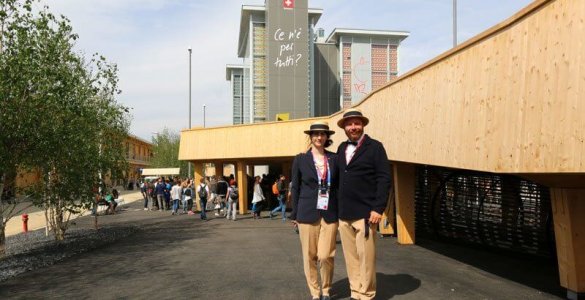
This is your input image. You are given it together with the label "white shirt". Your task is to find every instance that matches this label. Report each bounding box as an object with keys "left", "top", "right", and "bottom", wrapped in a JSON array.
[
  {"left": 345, "top": 134, "right": 365, "bottom": 163},
  {"left": 171, "top": 185, "right": 182, "bottom": 200},
  {"left": 252, "top": 183, "right": 264, "bottom": 204}
]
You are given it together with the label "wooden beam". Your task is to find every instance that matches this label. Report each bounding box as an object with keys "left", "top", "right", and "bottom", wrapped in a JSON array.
[
  {"left": 551, "top": 188, "right": 585, "bottom": 296},
  {"left": 236, "top": 161, "right": 248, "bottom": 215},
  {"left": 393, "top": 162, "right": 415, "bottom": 244}
]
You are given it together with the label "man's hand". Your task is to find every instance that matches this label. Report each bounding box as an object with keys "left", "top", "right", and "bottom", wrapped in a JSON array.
[{"left": 369, "top": 211, "right": 382, "bottom": 224}]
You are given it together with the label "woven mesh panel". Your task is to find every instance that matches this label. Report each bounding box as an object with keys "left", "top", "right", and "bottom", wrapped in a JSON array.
[{"left": 414, "top": 165, "right": 554, "bottom": 257}]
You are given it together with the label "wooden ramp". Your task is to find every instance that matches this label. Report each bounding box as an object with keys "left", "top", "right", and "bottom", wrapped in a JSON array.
[{"left": 180, "top": 1, "right": 585, "bottom": 296}]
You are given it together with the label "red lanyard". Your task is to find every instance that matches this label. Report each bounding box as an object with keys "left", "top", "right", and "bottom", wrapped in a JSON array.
[{"left": 320, "top": 156, "right": 328, "bottom": 182}]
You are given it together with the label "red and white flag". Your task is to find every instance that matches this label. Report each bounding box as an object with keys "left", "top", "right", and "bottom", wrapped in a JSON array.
[{"left": 283, "top": 0, "right": 294, "bottom": 9}]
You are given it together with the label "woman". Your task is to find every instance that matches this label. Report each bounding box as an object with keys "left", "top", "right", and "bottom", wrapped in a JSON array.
[
  {"left": 225, "top": 181, "right": 238, "bottom": 221},
  {"left": 251, "top": 176, "right": 265, "bottom": 219},
  {"left": 170, "top": 179, "right": 182, "bottom": 215},
  {"left": 290, "top": 121, "right": 338, "bottom": 300},
  {"left": 181, "top": 180, "right": 192, "bottom": 214}
]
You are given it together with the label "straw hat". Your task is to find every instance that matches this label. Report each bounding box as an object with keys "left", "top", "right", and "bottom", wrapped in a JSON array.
[
  {"left": 303, "top": 121, "right": 335, "bottom": 135},
  {"left": 336, "top": 108, "right": 370, "bottom": 128}
]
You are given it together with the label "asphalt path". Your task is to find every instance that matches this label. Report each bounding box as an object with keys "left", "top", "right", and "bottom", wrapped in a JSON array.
[{"left": 0, "top": 199, "right": 563, "bottom": 299}]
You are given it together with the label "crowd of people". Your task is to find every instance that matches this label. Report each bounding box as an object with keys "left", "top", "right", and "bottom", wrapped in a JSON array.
[
  {"left": 139, "top": 177, "right": 195, "bottom": 215},
  {"left": 140, "top": 175, "right": 288, "bottom": 221}
]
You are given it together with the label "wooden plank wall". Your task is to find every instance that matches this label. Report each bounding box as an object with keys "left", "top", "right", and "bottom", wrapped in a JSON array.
[
  {"left": 180, "top": 0, "right": 585, "bottom": 174},
  {"left": 179, "top": 117, "right": 328, "bottom": 161}
]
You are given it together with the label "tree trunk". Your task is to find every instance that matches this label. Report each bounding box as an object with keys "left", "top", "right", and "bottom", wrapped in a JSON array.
[
  {"left": 54, "top": 199, "right": 65, "bottom": 241},
  {"left": 0, "top": 172, "right": 6, "bottom": 257},
  {"left": 55, "top": 225, "right": 65, "bottom": 241},
  {"left": 44, "top": 206, "right": 49, "bottom": 237}
]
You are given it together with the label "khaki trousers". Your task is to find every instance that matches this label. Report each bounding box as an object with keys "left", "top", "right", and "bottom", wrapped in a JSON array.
[
  {"left": 338, "top": 219, "right": 377, "bottom": 300},
  {"left": 298, "top": 218, "right": 339, "bottom": 298}
]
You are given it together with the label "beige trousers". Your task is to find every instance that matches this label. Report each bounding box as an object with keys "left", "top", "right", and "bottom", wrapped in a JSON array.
[
  {"left": 298, "top": 218, "right": 339, "bottom": 298},
  {"left": 338, "top": 219, "right": 377, "bottom": 300}
]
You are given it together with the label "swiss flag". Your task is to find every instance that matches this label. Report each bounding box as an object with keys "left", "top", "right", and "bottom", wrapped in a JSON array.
[{"left": 283, "top": 0, "right": 294, "bottom": 9}]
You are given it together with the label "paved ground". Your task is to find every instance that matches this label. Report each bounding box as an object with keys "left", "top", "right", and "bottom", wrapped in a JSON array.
[
  {"left": 0, "top": 192, "right": 564, "bottom": 299},
  {"left": 4, "top": 188, "right": 144, "bottom": 236}
]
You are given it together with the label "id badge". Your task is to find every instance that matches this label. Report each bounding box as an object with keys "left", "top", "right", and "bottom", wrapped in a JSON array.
[{"left": 317, "top": 187, "right": 329, "bottom": 210}]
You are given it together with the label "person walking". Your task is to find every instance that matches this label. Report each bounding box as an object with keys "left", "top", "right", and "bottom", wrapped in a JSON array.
[
  {"left": 336, "top": 109, "right": 391, "bottom": 300},
  {"left": 290, "top": 121, "right": 339, "bottom": 300},
  {"left": 182, "top": 179, "right": 193, "bottom": 214},
  {"left": 216, "top": 177, "right": 228, "bottom": 216},
  {"left": 147, "top": 181, "right": 157, "bottom": 210},
  {"left": 269, "top": 175, "right": 288, "bottom": 222},
  {"left": 197, "top": 178, "right": 209, "bottom": 220},
  {"left": 225, "top": 181, "right": 238, "bottom": 221},
  {"left": 155, "top": 178, "right": 166, "bottom": 211},
  {"left": 170, "top": 179, "right": 182, "bottom": 215},
  {"left": 251, "top": 176, "right": 265, "bottom": 219},
  {"left": 140, "top": 181, "right": 148, "bottom": 210},
  {"left": 188, "top": 179, "right": 195, "bottom": 211},
  {"left": 164, "top": 179, "right": 172, "bottom": 210}
]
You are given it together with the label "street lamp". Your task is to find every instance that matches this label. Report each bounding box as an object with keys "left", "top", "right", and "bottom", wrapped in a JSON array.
[
  {"left": 188, "top": 47, "right": 192, "bottom": 178},
  {"left": 453, "top": 0, "right": 457, "bottom": 47},
  {"left": 151, "top": 131, "right": 160, "bottom": 140},
  {"left": 203, "top": 104, "right": 206, "bottom": 128}
]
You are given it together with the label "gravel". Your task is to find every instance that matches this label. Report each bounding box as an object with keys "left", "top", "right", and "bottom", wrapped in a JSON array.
[{"left": 0, "top": 226, "right": 139, "bottom": 282}]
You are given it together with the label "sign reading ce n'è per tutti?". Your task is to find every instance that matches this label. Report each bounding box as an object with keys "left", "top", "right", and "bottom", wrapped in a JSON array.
[{"left": 273, "top": 27, "right": 303, "bottom": 68}]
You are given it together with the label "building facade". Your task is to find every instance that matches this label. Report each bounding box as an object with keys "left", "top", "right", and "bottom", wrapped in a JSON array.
[
  {"left": 326, "top": 29, "right": 408, "bottom": 109},
  {"left": 125, "top": 134, "right": 153, "bottom": 186},
  {"left": 227, "top": 0, "right": 409, "bottom": 124},
  {"left": 226, "top": 65, "right": 245, "bottom": 124}
]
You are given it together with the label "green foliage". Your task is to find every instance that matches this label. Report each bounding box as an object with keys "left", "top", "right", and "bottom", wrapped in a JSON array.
[
  {"left": 150, "top": 128, "right": 188, "bottom": 178},
  {"left": 0, "top": 0, "right": 129, "bottom": 242}
]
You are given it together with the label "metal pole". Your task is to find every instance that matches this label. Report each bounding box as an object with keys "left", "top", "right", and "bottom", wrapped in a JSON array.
[
  {"left": 203, "top": 104, "right": 206, "bottom": 128},
  {"left": 188, "top": 47, "right": 192, "bottom": 178},
  {"left": 453, "top": 0, "right": 457, "bottom": 47}
]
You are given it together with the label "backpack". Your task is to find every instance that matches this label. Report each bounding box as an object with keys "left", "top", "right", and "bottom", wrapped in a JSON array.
[
  {"left": 184, "top": 188, "right": 192, "bottom": 197},
  {"left": 217, "top": 181, "right": 228, "bottom": 196},
  {"left": 272, "top": 182, "right": 279, "bottom": 195},
  {"left": 198, "top": 184, "right": 208, "bottom": 198},
  {"left": 230, "top": 187, "right": 239, "bottom": 200}
]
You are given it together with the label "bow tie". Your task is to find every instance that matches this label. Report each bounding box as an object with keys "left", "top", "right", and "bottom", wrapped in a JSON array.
[{"left": 347, "top": 141, "right": 358, "bottom": 146}]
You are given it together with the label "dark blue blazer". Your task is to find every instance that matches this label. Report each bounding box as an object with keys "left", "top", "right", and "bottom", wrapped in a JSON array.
[
  {"left": 337, "top": 134, "right": 392, "bottom": 220},
  {"left": 290, "top": 149, "right": 338, "bottom": 224}
]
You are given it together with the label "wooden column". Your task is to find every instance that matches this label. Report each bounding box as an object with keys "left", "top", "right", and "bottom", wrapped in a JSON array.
[
  {"left": 393, "top": 162, "right": 415, "bottom": 244},
  {"left": 551, "top": 188, "right": 585, "bottom": 298},
  {"left": 193, "top": 161, "right": 204, "bottom": 212},
  {"left": 379, "top": 187, "right": 396, "bottom": 235},
  {"left": 214, "top": 162, "right": 223, "bottom": 178},
  {"left": 236, "top": 161, "right": 248, "bottom": 215},
  {"left": 282, "top": 160, "right": 292, "bottom": 208}
]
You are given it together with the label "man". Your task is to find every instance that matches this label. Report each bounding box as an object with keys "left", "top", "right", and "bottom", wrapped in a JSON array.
[
  {"left": 225, "top": 181, "right": 238, "bottom": 221},
  {"left": 197, "top": 178, "right": 209, "bottom": 220},
  {"left": 269, "top": 175, "right": 287, "bottom": 222},
  {"left": 336, "top": 108, "right": 391, "bottom": 300},
  {"left": 140, "top": 181, "right": 149, "bottom": 211},
  {"left": 216, "top": 177, "right": 228, "bottom": 216},
  {"left": 155, "top": 178, "right": 166, "bottom": 211}
]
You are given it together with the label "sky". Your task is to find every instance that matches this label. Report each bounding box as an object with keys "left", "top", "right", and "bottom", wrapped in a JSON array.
[{"left": 45, "top": 0, "right": 534, "bottom": 141}]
